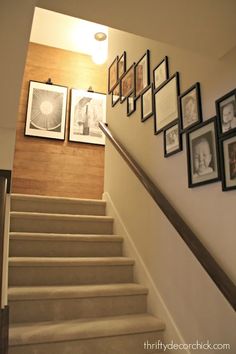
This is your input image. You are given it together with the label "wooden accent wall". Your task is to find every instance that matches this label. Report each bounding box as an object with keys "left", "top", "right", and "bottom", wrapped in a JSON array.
[{"left": 12, "top": 43, "right": 107, "bottom": 199}]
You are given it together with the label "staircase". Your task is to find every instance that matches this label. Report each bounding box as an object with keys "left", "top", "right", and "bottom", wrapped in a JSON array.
[{"left": 8, "top": 194, "right": 165, "bottom": 354}]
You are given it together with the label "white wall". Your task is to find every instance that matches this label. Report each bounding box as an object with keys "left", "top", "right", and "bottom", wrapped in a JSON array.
[{"left": 104, "top": 28, "right": 236, "bottom": 351}]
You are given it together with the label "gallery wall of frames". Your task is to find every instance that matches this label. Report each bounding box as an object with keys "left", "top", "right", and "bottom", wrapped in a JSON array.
[{"left": 108, "top": 50, "right": 236, "bottom": 192}]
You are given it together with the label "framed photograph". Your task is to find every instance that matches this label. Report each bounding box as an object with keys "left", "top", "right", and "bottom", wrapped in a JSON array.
[
  {"left": 153, "top": 56, "right": 169, "bottom": 90},
  {"left": 127, "top": 93, "right": 136, "bottom": 117},
  {"left": 111, "top": 83, "right": 120, "bottom": 107},
  {"left": 179, "top": 82, "right": 202, "bottom": 132},
  {"left": 219, "top": 133, "right": 236, "bottom": 191},
  {"left": 135, "top": 50, "right": 150, "bottom": 99},
  {"left": 141, "top": 84, "right": 154, "bottom": 122},
  {"left": 120, "top": 63, "right": 135, "bottom": 102},
  {"left": 108, "top": 56, "right": 118, "bottom": 93},
  {"left": 164, "top": 122, "right": 182, "bottom": 157},
  {"left": 154, "top": 72, "right": 180, "bottom": 135},
  {"left": 186, "top": 117, "right": 220, "bottom": 188},
  {"left": 118, "top": 51, "right": 126, "bottom": 79},
  {"left": 215, "top": 88, "right": 236, "bottom": 136},
  {"left": 25, "top": 80, "right": 67, "bottom": 140},
  {"left": 69, "top": 89, "right": 106, "bottom": 145}
]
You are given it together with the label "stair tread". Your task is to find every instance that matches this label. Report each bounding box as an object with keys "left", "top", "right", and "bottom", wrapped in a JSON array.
[
  {"left": 9, "top": 256, "right": 134, "bottom": 266},
  {"left": 10, "top": 211, "right": 113, "bottom": 222},
  {"left": 8, "top": 283, "right": 148, "bottom": 300},
  {"left": 9, "top": 313, "right": 165, "bottom": 346},
  {"left": 9, "top": 232, "right": 123, "bottom": 242},
  {"left": 11, "top": 194, "right": 106, "bottom": 206}
]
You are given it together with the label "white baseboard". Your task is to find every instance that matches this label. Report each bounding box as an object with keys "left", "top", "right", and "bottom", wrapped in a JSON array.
[{"left": 103, "top": 191, "right": 190, "bottom": 354}]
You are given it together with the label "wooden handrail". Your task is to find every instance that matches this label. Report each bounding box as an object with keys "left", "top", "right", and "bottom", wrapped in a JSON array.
[{"left": 100, "top": 122, "right": 236, "bottom": 311}]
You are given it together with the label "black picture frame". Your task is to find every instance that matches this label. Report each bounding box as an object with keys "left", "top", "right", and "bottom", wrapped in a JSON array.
[
  {"left": 111, "top": 82, "right": 120, "bottom": 107},
  {"left": 69, "top": 89, "right": 106, "bottom": 145},
  {"left": 120, "top": 63, "right": 135, "bottom": 103},
  {"left": 25, "top": 80, "right": 68, "bottom": 141},
  {"left": 179, "top": 82, "right": 202, "bottom": 132},
  {"left": 141, "top": 84, "right": 154, "bottom": 122},
  {"left": 186, "top": 117, "right": 221, "bottom": 188},
  {"left": 153, "top": 56, "right": 169, "bottom": 90},
  {"left": 219, "top": 133, "right": 236, "bottom": 191},
  {"left": 127, "top": 93, "right": 136, "bottom": 117},
  {"left": 118, "top": 51, "right": 126, "bottom": 79},
  {"left": 215, "top": 88, "right": 236, "bottom": 136},
  {"left": 135, "top": 50, "right": 150, "bottom": 99},
  {"left": 108, "top": 56, "right": 118, "bottom": 93},
  {"left": 164, "top": 122, "right": 182, "bottom": 157},
  {"left": 154, "top": 72, "right": 180, "bottom": 135}
]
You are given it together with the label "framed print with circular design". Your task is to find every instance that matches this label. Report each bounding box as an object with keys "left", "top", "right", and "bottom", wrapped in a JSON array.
[{"left": 25, "top": 80, "right": 68, "bottom": 140}]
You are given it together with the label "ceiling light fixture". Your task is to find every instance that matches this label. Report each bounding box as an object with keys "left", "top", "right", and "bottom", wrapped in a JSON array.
[{"left": 92, "top": 31, "right": 107, "bottom": 65}]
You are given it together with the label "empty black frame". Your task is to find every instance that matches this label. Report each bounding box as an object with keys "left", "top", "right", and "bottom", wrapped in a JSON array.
[
  {"left": 135, "top": 50, "right": 150, "bottom": 99},
  {"left": 179, "top": 82, "right": 202, "bottom": 133},
  {"left": 154, "top": 72, "right": 180, "bottom": 135},
  {"left": 215, "top": 88, "right": 236, "bottom": 137},
  {"left": 186, "top": 117, "right": 221, "bottom": 188},
  {"left": 164, "top": 121, "right": 182, "bottom": 157},
  {"left": 153, "top": 56, "right": 169, "bottom": 90},
  {"left": 120, "top": 63, "right": 135, "bottom": 103},
  {"left": 141, "top": 84, "right": 154, "bottom": 122},
  {"left": 108, "top": 56, "right": 119, "bottom": 93},
  {"left": 118, "top": 51, "right": 127, "bottom": 79},
  {"left": 219, "top": 132, "right": 236, "bottom": 191}
]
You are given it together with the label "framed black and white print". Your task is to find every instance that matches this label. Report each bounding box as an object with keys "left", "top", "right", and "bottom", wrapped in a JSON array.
[
  {"left": 118, "top": 51, "right": 126, "bottom": 79},
  {"left": 111, "top": 83, "right": 120, "bottom": 107},
  {"left": 25, "top": 80, "right": 67, "bottom": 140},
  {"left": 127, "top": 93, "right": 136, "bottom": 116},
  {"left": 164, "top": 122, "right": 182, "bottom": 157},
  {"left": 179, "top": 82, "right": 202, "bottom": 132},
  {"left": 69, "top": 89, "right": 106, "bottom": 145},
  {"left": 153, "top": 56, "right": 169, "bottom": 90},
  {"left": 219, "top": 133, "right": 236, "bottom": 191},
  {"left": 108, "top": 56, "right": 118, "bottom": 93},
  {"left": 141, "top": 84, "right": 153, "bottom": 122},
  {"left": 135, "top": 50, "right": 150, "bottom": 99},
  {"left": 186, "top": 117, "right": 220, "bottom": 188},
  {"left": 120, "top": 63, "right": 135, "bottom": 103},
  {"left": 154, "top": 72, "right": 180, "bottom": 135},
  {"left": 215, "top": 88, "right": 236, "bottom": 136}
]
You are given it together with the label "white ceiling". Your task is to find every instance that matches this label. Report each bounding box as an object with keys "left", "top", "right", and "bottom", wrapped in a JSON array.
[
  {"left": 30, "top": 7, "right": 108, "bottom": 56},
  {"left": 37, "top": 0, "right": 236, "bottom": 59}
]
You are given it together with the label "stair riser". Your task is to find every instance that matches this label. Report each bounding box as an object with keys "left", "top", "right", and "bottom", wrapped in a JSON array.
[
  {"left": 10, "top": 217, "right": 113, "bottom": 234},
  {"left": 9, "top": 240, "right": 122, "bottom": 257},
  {"left": 11, "top": 199, "right": 106, "bottom": 216},
  {"left": 9, "top": 331, "right": 164, "bottom": 354},
  {"left": 9, "top": 294, "right": 147, "bottom": 323},
  {"left": 9, "top": 265, "right": 134, "bottom": 286}
]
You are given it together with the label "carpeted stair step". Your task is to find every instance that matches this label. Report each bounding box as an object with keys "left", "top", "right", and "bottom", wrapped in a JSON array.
[
  {"left": 11, "top": 194, "right": 106, "bottom": 216},
  {"left": 9, "top": 283, "right": 148, "bottom": 323},
  {"left": 9, "top": 313, "right": 165, "bottom": 354},
  {"left": 9, "top": 232, "right": 123, "bottom": 257},
  {"left": 10, "top": 212, "right": 113, "bottom": 234},
  {"left": 8, "top": 257, "right": 134, "bottom": 286}
]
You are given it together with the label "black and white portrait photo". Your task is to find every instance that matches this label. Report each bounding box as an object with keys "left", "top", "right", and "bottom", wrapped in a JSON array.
[
  {"left": 220, "top": 134, "right": 236, "bottom": 191},
  {"left": 25, "top": 81, "right": 68, "bottom": 140},
  {"left": 69, "top": 89, "right": 106, "bottom": 145},
  {"left": 180, "top": 83, "right": 202, "bottom": 132},
  {"left": 186, "top": 118, "right": 220, "bottom": 187},
  {"left": 216, "top": 89, "right": 236, "bottom": 136},
  {"left": 164, "top": 122, "right": 182, "bottom": 157}
]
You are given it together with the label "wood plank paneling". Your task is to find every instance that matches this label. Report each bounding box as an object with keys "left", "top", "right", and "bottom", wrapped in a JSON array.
[{"left": 12, "top": 43, "right": 107, "bottom": 199}]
